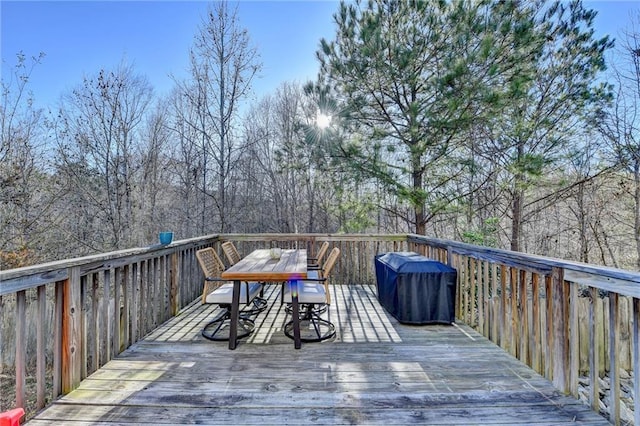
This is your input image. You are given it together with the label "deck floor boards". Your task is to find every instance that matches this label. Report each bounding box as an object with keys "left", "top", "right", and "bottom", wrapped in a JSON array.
[{"left": 27, "top": 284, "right": 609, "bottom": 425}]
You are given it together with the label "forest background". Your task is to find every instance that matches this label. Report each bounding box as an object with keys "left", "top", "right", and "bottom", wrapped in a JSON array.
[{"left": 2, "top": 0, "right": 640, "bottom": 272}]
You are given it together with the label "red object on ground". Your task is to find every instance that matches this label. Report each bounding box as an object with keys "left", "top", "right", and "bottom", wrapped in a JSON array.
[{"left": 0, "top": 408, "right": 25, "bottom": 426}]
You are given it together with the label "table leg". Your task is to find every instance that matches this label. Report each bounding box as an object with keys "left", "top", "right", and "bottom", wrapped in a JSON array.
[
  {"left": 229, "top": 280, "right": 240, "bottom": 350},
  {"left": 291, "top": 279, "right": 301, "bottom": 349}
]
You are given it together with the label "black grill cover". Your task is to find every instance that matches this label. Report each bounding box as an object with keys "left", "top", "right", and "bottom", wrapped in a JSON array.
[{"left": 375, "top": 252, "right": 457, "bottom": 324}]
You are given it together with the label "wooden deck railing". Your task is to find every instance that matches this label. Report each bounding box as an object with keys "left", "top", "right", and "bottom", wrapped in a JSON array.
[
  {"left": 1, "top": 233, "right": 638, "bottom": 425},
  {"left": 0, "top": 235, "right": 220, "bottom": 415},
  {"left": 407, "top": 235, "right": 639, "bottom": 426}
]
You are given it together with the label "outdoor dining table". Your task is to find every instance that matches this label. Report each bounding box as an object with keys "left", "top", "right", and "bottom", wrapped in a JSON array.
[{"left": 220, "top": 248, "right": 307, "bottom": 350}]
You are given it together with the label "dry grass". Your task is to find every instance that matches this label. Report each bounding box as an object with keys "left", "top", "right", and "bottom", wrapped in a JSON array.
[
  {"left": 0, "top": 367, "right": 53, "bottom": 420},
  {"left": 0, "top": 370, "right": 16, "bottom": 412}
]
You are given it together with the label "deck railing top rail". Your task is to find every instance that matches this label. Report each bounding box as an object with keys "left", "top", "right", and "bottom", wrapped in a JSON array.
[
  {"left": 0, "top": 234, "right": 407, "bottom": 295},
  {"left": 0, "top": 235, "right": 220, "bottom": 296},
  {"left": 408, "top": 234, "right": 640, "bottom": 298},
  {"left": 2, "top": 232, "right": 640, "bottom": 297}
]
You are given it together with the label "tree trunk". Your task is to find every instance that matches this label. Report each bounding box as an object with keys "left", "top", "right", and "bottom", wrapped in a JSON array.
[
  {"left": 511, "top": 191, "right": 522, "bottom": 252},
  {"left": 511, "top": 141, "right": 525, "bottom": 252},
  {"left": 634, "top": 162, "right": 640, "bottom": 270},
  {"left": 577, "top": 181, "right": 589, "bottom": 263},
  {"left": 412, "top": 156, "right": 426, "bottom": 235}
]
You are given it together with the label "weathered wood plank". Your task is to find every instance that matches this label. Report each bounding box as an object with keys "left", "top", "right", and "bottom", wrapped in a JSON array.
[
  {"left": 16, "top": 289, "right": 26, "bottom": 408},
  {"left": 221, "top": 249, "right": 307, "bottom": 281},
  {"left": 609, "top": 292, "right": 620, "bottom": 426},
  {"left": 27, "top": 405, "right": 611, "bottom": 426},
  {"left": 551, "top": 267, "right": 568, "bottom": 392},
  {"left": 633, "top": 296, "right": 640, "bottom": 426},
  {"left": 36, "top": 284, "right": 46, "bottom": 409},
  {"left": 531, "top": 272, "right": 541, "bottom": 374},
  {"left": 569, "top": 281, "right": 579, "bottom": 397},
  {"left": 170, "top": 252, "right": 179, "bottom": 316},
  {"left": 80, "top": 274, "right": 87, "bottom": 381},
  {"left": 589, "top": 287, "right": 600, "bottom": 413},
  {"left": 62, "top": 267, "right": 81, "bottom": 393},
  {"left": 90, "top": 273, "right": 99, "bottom": 376},
  {"left": 510, "top": 267, "right": 517, "bottom": 357},
  {"left": 52, "top": 280, "right": 64, "bottom": 398}
]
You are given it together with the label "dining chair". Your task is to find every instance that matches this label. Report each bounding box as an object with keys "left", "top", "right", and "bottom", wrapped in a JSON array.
[
  {"left": 196, "top": 247, "right": 263, "bottom": 341},
  {"left": 280, "top": 246, "right": 340, "bottom": 309},
  {"left": 221, "top": 241, "right": 242, "bottom": 266},
  {"left": 221, "top": 240, "right": 269, "bottom": 308},
  {"left": 309, "top": 247, "right": 340, "bottom": 305},
  {"left": 307, "top": 241, "right": 329, "bottom": 269},
  {"left": 281, "top": 247, "right": 341, "bottom": 343}
]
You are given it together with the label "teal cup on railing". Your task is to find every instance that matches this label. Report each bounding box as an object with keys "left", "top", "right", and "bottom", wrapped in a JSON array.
[{"left": 159, "top": 232, "right": 173, "bottom": 245}]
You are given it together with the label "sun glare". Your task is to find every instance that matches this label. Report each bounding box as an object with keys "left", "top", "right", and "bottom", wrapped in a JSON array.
[{"left": 316, "top": 112, "right": 332, "bottom": 130}]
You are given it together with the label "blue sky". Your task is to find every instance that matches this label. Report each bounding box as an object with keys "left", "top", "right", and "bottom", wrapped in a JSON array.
[
  {"left": 1, "top": 0, "right": 339, "bottom": 109},
  {"left": 1, "top": 0, "right": 639, "bottom": 111}
]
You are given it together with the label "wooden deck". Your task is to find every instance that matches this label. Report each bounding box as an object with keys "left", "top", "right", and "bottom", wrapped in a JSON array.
[{"left": 27, "top": 284, "right": 609, "bottom": 425}]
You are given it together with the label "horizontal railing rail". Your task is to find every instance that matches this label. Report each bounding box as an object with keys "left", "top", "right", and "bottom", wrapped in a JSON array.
[{"left": 1, "top": 232, "right": 637, "bottom": 425}]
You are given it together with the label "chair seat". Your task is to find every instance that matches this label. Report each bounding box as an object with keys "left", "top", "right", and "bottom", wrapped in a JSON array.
[
  {"left": 306, "top": 270, "right": 320, "bottom": 280},
  {"left": 282, "top": 282, "right": 327, "bottom": 304},
  {"left": 204, "top": 282, "right": 263, "bottom": 305}
]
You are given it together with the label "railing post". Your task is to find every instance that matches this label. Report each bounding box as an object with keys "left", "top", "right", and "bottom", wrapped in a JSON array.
[
  {"left": 569, "top": 281, "right": 579, "bottom": 397},
  {"left": 103, "top": 269, "right": 111, "bottom": 363},
  {"left": 608, "top": 292, "right": 620, "bottom": 425},
  {"left": 632, "top": 297, "right": 640, "bottom": 426},
  {"left": 545, "top": 274, "right": 553, "bottom": 381},
  {"left": 62, "top": 266, "right": 82, "bottom": 393},
  {"left": 170, "top": 251, "right": 180, "bottom": 316},
  {"left": 53, "top": 280, "right": 64, "bottom": 398},
  {"left": 482, "top": 260, "right": 489, "bottom": 338},
  {"left": 36, "top": 284, "right": 46, "bottom": 409},
  {"left": 510, "top": 267, "right": 518, "bottom": 358},
  {"left": 491, "top": 263, "right": 499, "bottom": 346},
  {"left": 551, "top": 266, "right": 569, "bottom": 393},
  {"left": 531, "top": 273, "right": 541, "bottom": 374},
  {"left": 519, "top": 270, "right": 529, "bottom": 365},
  {"left": 80, "top": 275, "right": 87, "bottom": 381},
  {"left": 15, "top": 290, "right": 26, "bottom": 409},
  {"left": 114, "top": 267, "right": 121, "bottom": 356},
  {"left": 122, "top": 264, "right": 130, "bottom": 349},
  {"left": 589, "top": 287, "right": 600, "bottom": 413},
  {"left": 500, "top": 265, "right": 508, "bottom": 351}
]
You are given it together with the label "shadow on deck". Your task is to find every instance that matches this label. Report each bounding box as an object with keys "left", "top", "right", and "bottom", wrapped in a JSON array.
[{"left": 27, "top": 284, "right": 609, "bottom": 425}]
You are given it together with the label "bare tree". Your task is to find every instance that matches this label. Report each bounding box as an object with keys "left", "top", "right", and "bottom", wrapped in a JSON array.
[
  {"left": 54, "top": 62, "right": 153, "bottom": 251},
  {"left": 242, "top": 82, "right": 353, "bottom": 234},
  {"left": 136, "top": 100, "right": 174, "bottom": 243},
  {"left": 165, "top": 87, "right": 206, "bottom": 237},
  {"left": 598, "top": 13, "right": 640, "bottom": 268},
  {"left": 241, "top": 84, "right": 311, "bottom": 233},
  {"left": 0, "top": 52, "right": 52, "bottom": 267},
  {"left": 174, "top": 1, "right": 261, "bottom": 233}
]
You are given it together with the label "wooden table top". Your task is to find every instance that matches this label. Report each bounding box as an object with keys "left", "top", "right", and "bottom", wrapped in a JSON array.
[{"left": 220, "top": 249, "right": 307, "bottom": 282}]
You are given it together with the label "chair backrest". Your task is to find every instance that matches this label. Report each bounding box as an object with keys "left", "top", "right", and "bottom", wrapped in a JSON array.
[
  {"left": 321, "top": 247, "right": 340, "bottom": 279},
  {"left": 314, "top": 241, "right": 330, "bottom": 265},
  {"left": 196, "top": 248, "right": 227, "bottom": 303},
  {"left": 317, "top": 247, "right": 340, "bottom": 305},
  {"left": 221, "top": 241, "right": 242, "bottom": 266},
  {"left": 196, "top": 247, "right": 225, "bottom": 277}
]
